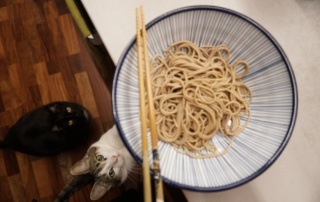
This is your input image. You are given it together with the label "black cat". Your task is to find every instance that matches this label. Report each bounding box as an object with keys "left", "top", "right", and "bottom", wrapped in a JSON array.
[{"left": 0, "top": 102, "right": 91, "bottom": 156}]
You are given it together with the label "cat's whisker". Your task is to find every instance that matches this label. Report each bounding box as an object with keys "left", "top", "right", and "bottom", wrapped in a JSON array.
[
  {"left": 126, "top": 164, "right": 141, "bottom": 172},
  {"left": 128, "top": 169, "right": 142, "bottom": 174},
  {"left": 126, "top": 174, "right": 140, "bottom": 184},
  {"left": 120, "top": 165, "right": 140, "bottom": 174},
  {"left": 125, "top": 166, "right": 141, "bottom": 174},
  {"left": 133, "top": 165, "right": 141, "bottom": 169}
]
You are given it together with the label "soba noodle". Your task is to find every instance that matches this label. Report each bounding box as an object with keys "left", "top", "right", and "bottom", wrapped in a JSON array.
[{"left": 149, "top": 40, "right": 252, "bottom": 158}]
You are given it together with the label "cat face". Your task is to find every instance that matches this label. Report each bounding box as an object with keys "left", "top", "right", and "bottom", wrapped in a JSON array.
[
  {"left": 93, "top": 147, "right": 127, "bottom": 182},
  {"left": 47, "top": 102, "right": 90, "bottom": 132},
  {"left": 70, "top": 146, "right": 131, "bottom": 200}
]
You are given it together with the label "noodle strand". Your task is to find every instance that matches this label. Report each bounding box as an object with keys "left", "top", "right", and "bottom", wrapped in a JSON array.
[{"left": 149, "top": 41, "right": 252, "bottom": 158}]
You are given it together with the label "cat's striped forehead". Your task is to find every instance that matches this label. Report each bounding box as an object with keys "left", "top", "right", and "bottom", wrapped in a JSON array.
[{"left": 91, "top": 146, "right": 118, "bottom": 156}]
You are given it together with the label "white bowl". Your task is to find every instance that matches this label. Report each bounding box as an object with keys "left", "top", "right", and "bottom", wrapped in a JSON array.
[{"left": 112, "top": 5, "right": 298, "bottom": 191}]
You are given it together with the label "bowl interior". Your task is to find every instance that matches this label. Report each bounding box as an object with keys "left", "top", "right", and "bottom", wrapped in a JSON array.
[{"left": 112, "top": 6, "right": 297, "bottom": 191}]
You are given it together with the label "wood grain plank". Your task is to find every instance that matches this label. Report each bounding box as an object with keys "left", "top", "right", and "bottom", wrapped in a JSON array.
[
  {"left": 40, "top": 196, "right": 56, "bottom": 202},
  {"left": 75, "top": 72, "right": 99, "bottom": 118},
  {"left": 3, "top": 148, "right": 20, "bottom": 176},
  {"left": 0, "top": 95, "right": 5, "bottom": 112},
  {"left": 0, "top": 110, "right": 14, "bottom": 127},
  {"left": 0, "top": 124, "right": 8, "bottom": 140},
  {"left": 29, "top": 0, "right": 45, "bottom": 25},
  {"left": 59, "top": 56, "right": 81, "bottom": 101},
  {"left": 0, "top": 20, "right": 18, "bottom": 65},
  {"left": 32, "top": 158, "right": 54, "bottom": 199},
  {"left": 59, "top": 14, "right": 80, "bottom": 55},
  {"left": 0, "top": 59, "right": 9, "bottom": 81},
  {"left": 8, "top": 63, "right": 28, "bottom": 107},
  {"left": 0, "top": 35, "right": 4, "bottom": 61},
  {"left": 47, "top": 72, "right": 68, "bottom": 102},
  {"left": 12, "top": 2, "right": 38, "bottom": 42},
  {"left": 0, "top": 129, "right": 8, "bottom": 176},
  {"left": 6, "top": 4, "right": 25, "bottom": 42},
  {"left": 33, "top": 62, "right": 52, "bottom": 104},
  {"left": 12, "top": 0, "right": 24, "bottom": 4},
  {"left": 43, "top": 1, "right": 60, "bottom": 41},
  {"left": 29, "top": 36, "right": 46, "bottom": 64},
  {"left": 22, "top": 1, "right": 38, "bottom": 33},
  {"left": 8, "top": 64, "right": 22, "bottom": 91},
  {"left": 45, "top": 157, "right": 65, "bottom": 196},
  {"left": 10, "top": 106, "right": 28, "bottom": 124},
  {"left": 0, "top": 0, "right": 7, "bottom": 8},
  {"left": 0, "top": 79, "right": 21, "bottom": 110},
  {"left": 15, "top": 40, "right": 37, "bottom": 87},
  {"left": 35, "top": 22, "right": 61, "bottom": 75},
  {"left": 7, "top": 174, "right": 28, "bottom": 202},
  {"left": 28, "top": 85, "right": 43, "bottom": 108},
  {"left": 43, "top": 0, "right": 68, "bottom": 61},
  {"left": 0, "top": 153, "right": 7, "bottom": 176},
  {"left": 67, "top": 53, "right": 86, "bottom": 74},
  {"left": 15, "top": 153, "right": 40, "bottom": 202},
  {"left": 56, "top": 0, "right": 70, "bottom": 16},
  {"left": 58, "top": 54, "right": 85, "bottom": 104},
  {"left": 35, "top": 62, "right": 71, "bottom": 104},
  {"left": 0, "top": 6, "right": 7, "bottom": 22},
  {"left": 0, "top": 176, "right": 14, "bottom": 202}
]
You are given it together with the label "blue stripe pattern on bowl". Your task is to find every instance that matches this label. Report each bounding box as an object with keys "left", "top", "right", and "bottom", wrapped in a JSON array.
[{"left": 112, "top": 5, "right": 298, "bottom": 191}]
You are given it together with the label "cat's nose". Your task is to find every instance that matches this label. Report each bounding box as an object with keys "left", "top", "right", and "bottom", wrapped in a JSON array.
[{"left": 112, "top": 155, "right": 119, "bottom": 162}]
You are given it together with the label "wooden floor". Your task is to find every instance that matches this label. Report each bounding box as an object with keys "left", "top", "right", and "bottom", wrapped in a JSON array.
[{"left": 0, "top": 0, "right": 187, "bottom": 201}]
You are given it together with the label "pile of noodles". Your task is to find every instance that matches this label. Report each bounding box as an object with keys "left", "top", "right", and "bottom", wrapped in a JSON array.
[{"left": 149, "top": 40, "right": 252, "bottom": 158}]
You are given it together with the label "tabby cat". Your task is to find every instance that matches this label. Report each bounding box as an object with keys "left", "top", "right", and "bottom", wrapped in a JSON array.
[{"left": 55, "top": 125, "right": 136, "bottom": 201}]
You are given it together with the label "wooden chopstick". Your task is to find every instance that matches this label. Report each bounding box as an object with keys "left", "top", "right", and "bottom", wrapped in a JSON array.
[
  {"left": 136, "top": 6, "right": 152, "bottom": 202},
  {"left": 139, "top": 6, "right": 164, "bottom": 202},
  {"left": 136, "top": 5, "right": 164, "bottom": 202}
]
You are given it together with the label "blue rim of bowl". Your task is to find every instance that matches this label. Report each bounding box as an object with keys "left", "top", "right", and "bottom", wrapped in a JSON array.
[{"left": 112, "top": 5, "right": 298, "bottom": 191}]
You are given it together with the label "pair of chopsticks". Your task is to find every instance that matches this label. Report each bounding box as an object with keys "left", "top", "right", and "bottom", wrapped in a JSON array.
[{"left": 136, "top": 6, "right": 164, "bottom": 202}]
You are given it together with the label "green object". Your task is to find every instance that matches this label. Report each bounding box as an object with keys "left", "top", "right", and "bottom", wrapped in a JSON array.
[
  {"left": 65, "top": 0, "right": 116, "bottom": 83},
  {"left": 65, "top": 0, "right": 91, "bottom": 38}
]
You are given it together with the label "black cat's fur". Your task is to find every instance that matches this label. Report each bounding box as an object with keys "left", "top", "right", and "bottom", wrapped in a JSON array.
[{"left": 0, "top": 102, "right": 91, "bottom": 156}]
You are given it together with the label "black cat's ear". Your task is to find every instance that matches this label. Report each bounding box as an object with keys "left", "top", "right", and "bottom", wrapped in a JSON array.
[
  {"left": 48, "top": 103, "right": 59, "bottom": 113},
  {"left": 70, "top": 147, "right": 96, "bottom": 175},
  {"left": 90, "top": 179, "right": 112, "bottom": 200}
]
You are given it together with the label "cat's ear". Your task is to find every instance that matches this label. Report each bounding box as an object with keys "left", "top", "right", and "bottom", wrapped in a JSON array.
[
  {"left": 70, "top": 147, "right": 97, "bottom": 175},
  {"left": 90, "top": 179, "right": 111, "bottom": 200},
  {"left": 48, "top": 103, "right": 59, "bottom": 113},
  {"left": 70, "top": 156, "right": 91, "bottom": 175}
]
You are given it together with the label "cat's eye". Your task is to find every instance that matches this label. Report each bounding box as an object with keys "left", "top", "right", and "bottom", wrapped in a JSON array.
[
  {"left": 68, "top": 120, "right": 73, "bottom": 126},
  {"left": 66, "top": 107, "right": 72, "bottom": 113},
  {"left": 96, "top": 155, "right": 105, "bottom": 162},
  {"left": 109, "top": 168, "right": 115, "bottom": 178}
]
